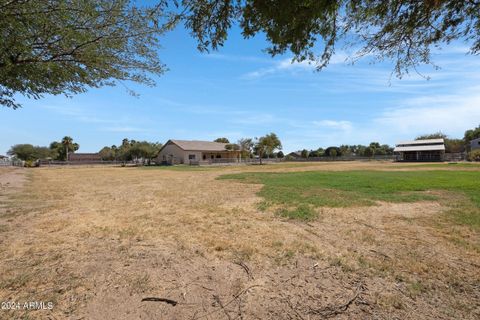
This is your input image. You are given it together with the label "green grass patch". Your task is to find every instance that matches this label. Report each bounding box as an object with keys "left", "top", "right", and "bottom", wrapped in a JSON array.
[
  {"left": 219, "top": 170, "right": 480, "bottom": 228},
  {"left": 276, "top": 204, "right": 317, "bottom": 221},
  {"left": 398, "top": 162, "right": 480, "bottom": 169}
]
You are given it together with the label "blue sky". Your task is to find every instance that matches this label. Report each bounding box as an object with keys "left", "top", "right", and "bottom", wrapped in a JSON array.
[{"left": 1, "top": 24, "right": 480, "bottom": 155}]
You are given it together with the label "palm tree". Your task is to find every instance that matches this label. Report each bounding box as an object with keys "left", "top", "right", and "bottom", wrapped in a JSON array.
[{"left": 61, "top": 136, "right": 73, "bottom": 161}]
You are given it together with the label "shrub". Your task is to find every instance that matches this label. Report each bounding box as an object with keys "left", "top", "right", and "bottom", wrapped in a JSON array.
[
  {"left": 24, "top": 160, "right": 39, "bottom": 167},
  {"left": 468, "top": 150, "right": 480, "bottom": 161},
  {"left": 276, "top": 205, "right": 317, "bottom": 221}
]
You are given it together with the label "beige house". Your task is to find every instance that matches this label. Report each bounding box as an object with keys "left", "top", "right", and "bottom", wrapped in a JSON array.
[{"left": 158, "top": 140, "right": 241, "bottom": 164}]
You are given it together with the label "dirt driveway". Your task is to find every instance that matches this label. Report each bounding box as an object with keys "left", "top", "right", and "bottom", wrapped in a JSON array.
[{"left": 0, "top": 163, "right": 478, "bottom": 319}]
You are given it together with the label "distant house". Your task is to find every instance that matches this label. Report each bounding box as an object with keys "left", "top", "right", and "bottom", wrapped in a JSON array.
[
  {"left": 68, "top": 153, "right": 102, "bottom": 162},
  {"left": 0, "top": 155, "right": 7, "bottom": 160},
  {"left": 470, "top": 137, "right": 480, "bottom": 151},
  {"left": 394, "top": 139, "right": 445, "bottom": 161},
  {"left": 286, "top": 151, "right": 302, "bottom": 159},
  {"left": 157, "top": 140, "right": 241, "bottom": 164}
]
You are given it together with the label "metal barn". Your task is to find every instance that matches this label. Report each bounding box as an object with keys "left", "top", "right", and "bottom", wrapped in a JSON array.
[{"left": 394, "top": 139, "right": 445, "bottom": 162}]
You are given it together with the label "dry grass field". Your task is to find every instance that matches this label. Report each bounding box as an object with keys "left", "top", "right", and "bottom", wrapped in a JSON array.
[{"left": 0, "top": 162, "right": 479, "bottom": 319}]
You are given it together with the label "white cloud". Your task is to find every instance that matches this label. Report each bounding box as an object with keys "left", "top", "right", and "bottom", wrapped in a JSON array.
[
  {"left": 241, "top": 59, "right": 313, "bottom": 79},
  {"left": 241, "top": 52, "right": 348, "bottom": 80},
  {"left": 312, "top": 120, "right": 353, "bottom": 131},
  {"left": 374, "top": 89, "right": 480, "bottom": 138},
  {"left": 201, "top": 53, "right": 273, "bottom": 64}
]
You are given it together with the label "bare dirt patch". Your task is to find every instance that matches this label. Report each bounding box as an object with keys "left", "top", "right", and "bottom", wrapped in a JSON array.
[{"left": 0, "top": 163, "right": 478, "bottom": 319}]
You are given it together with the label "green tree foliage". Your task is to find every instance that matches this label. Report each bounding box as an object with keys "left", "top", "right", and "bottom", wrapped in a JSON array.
[
  {"left": 7, "top": 144, "right": 52, "bottom": 161},
  {"left": 380, "top": 144, "right": 394, "bottom": 155},
  {"left": 445, "top": 139, "right": 465, "bottom": 153},
  {"left": 325, "top": 147, "right": 340, "bottom": 157},
  {"left": 238, "top": 138, "right": 254, "bottom": 158},
  {"left": 308, "top": 150, "right": 318, "bottom": 157},
  {"left": 355, "top": 145, "right": 366, "bottom": 156},
  {"left": 363, "top": 147, "right": 374, "bottom": 157},
  {"left": 225, "top": 143, "right": 240, "bottom": 151},
  {"left": 49, "top": 136, "right": 79, "bottom": 161},
  {"left": 416, "top": 132, "right": 447, "bottom": 140},
  {"left": 214, "top": 137, "right": 230, "bottom": 143},
  {"left": 129, "top": 141, "right": 162, "bottom": 164},
  {"left": 468, "top": 150, "right": 480, "bottom": 162},
  {"left": 181, "top": 1, "right": 480, "bottom": 77},
  {"left": 465, "top": 125, "right": 480, "bottom": 144},
  {"left": 311, "top": 143, "right": 393, "bottom": 157},
  {"left": 276, "top": 151, "right": 284, "bottom": 158},
  {"left": 417, "top": 132, "right": 465, "bottom": 153},
  {"left": 99, "top": 146, "right": 116, "bottom": 161},
  {"left": 116, "top": 138, "right": 132, "bottom": 162},
  {"left": 339, "top": 145, "right": 352, "bottom": 156},
  {"left": 368, "top": 142, "right": 380, "bottom": 156},
  {"left": 0, "top": 0, "right": 171, "bottom": 108},
  {"left": 99, "top": 139, "right": 162, "bottom": 164},
  {"left": 254, "top": 133, "right": 282, "bottom": 163},
  {"left": 301, "top": 149, "right": 309, "bottom": 158}
]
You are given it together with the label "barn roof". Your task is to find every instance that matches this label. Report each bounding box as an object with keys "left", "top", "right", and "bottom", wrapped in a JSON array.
[
  {"left": 394, "top": 138, "right": 445, "bottom": 152},
  {"left": 166, "top": 140, "right": 229, "bottom": 151},
  {"left": 287, "top": 151, "right": 302, "bottom": 157},
  {"left": 394, "top": 145, "right": 446, "bottom": 152},
  {"left": 396, "top": 138, "right": 444, "bottom": 146}
]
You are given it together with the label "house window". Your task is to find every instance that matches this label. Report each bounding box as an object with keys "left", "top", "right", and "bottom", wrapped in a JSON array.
[
  {"left": 189, "top": 154, "right": 196, "bottom": 160},
  {"left": 216, "top": 154, "right": 221, "bottom": 158}
]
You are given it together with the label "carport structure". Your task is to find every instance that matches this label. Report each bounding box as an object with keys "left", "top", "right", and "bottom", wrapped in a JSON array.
[{"left": 394, "top": 139, "right": 445, "bottom": 162}]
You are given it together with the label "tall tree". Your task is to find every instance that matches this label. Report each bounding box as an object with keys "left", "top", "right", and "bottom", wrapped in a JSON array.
[
  {"left": 369, "top": 142, "right": 380, "bottom": 156},
  {"left": 237, "top": 138, "right": 254, "bottom": 159},
  {"left": 301, "top": 149, "right": 309, "bottom": 158},
  {"left": 50, "top": 137, "right": 79, "bottom": 160},
  {"left": 417, "top": 132, "right": 465, "bottom": 153},
  {"left": 254, "top": 133, "right": 282, "bottom": 164},
  {"left": 0, "top": 0, "right": 172, "bottom": 109},
  {"left": 180, "top": 1, "right": 480, "bottom": 77},
  {"left": 62, "top": 136, "right": 73, "bottom": 161},
  {"left": 416, "top": 132, "right": 447, "bottom": 140},
  {"left": 99, "top": 146, "right": 116, "bottom": 161},
  {"left": 103, "top": 139, "right": 161, "bottom": 164},
  {"left": 8, "top": 144, "right": 52, "bottom": 161},
  {"left": 128, "top": 141, "right": 162, "bottom": 164},
  {"left": 214, "top": 137, "right": 230, "bottom": 143},
  {"left": 465, "top": 125, "right": 480, "bottom": 144},
  {"left": 325, "top": 147, "right": 340, "bottom": 157},
  {"left": 61, "top": 136, "right": 79, "bottom": 161}
]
